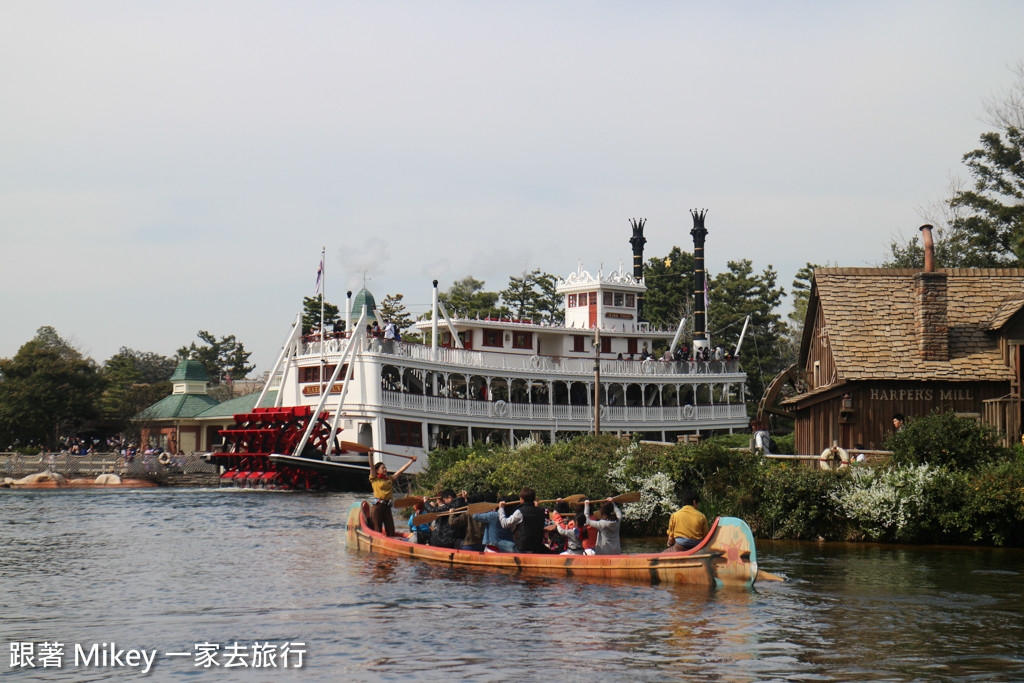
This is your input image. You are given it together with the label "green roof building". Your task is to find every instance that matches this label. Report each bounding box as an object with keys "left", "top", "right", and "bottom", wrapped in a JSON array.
[{"left": 134, "top": 360, "right": 277, "bottom": 454}]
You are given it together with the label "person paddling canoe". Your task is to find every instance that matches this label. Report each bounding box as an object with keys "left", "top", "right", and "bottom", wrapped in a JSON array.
[
  {"left": 499, "top": 487, "right": 547, "bottom": 553},
  {"left": 368, "top": 456, "right": 417, "bottom": 536},
  {"left": 584, "top": 498, "right": 622, "bottom": 555}
]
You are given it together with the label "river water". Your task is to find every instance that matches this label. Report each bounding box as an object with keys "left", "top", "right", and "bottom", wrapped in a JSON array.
[{"left": 2, "top": 489, "right": 1022, "bottom": 682}]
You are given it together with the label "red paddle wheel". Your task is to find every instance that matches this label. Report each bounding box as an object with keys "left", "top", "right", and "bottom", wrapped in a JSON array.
[{"left": 214, "top": 406, "right": 335, "bottom": 491}]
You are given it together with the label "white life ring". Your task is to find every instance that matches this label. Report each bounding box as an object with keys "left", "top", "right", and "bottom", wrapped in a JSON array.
[
  {"left": 819, "top": 446, "right": 850, "bottom": 471},
  {"left": 493, "top": 400, "right": 508, "bottom": 417},
  {"left": 641, "top": 359, "right": 655, "bottom": 374},
  {"left": 682, "top": 404, "right": 695, "bottom": 419},
  {"left": 530, "top": 355, "right": 542, "bottom": 369},
  {"left": 157, "top": 452, "right": 172, "bottom": 466}
]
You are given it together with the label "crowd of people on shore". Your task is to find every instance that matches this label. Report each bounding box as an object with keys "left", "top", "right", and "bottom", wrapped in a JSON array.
[
  {"left": 5, "top": 435, "right": 174, "bottom": 459},
  {"left": 366, "top": 461, "right": 709, "bottom": 556}
]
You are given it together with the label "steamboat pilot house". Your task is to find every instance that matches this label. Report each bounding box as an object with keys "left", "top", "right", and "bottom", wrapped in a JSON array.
[{"left": 262, "top": 261, "right": 748, "bottom": 475}]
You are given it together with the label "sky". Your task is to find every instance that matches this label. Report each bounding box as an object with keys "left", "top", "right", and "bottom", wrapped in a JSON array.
[{"left": 2, "top": 1, "right": 1023, "bottom": 376}]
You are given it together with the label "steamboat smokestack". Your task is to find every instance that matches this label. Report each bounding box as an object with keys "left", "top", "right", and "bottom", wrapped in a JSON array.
[
  {"left": 690, "top": 209, "right": 709, "bottom": 349},
  {"left": 629, "top": 218, "right": 647, "bottom": 321}
]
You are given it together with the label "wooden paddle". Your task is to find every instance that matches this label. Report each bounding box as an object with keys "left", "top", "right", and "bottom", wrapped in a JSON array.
[
  {"left": 411, "top": 501, "right": 501, "bottom": 526},
  {"left": 461, "top": 491, "right": 640, "bottom": 515},
  {"left": 757, "top": 569, "right": 786, "bottom": 582},
  {"left": 583, "top": 491, "right": 641, "bottom": 505},
  {"left": 410, "top": 491, "right": 640, "bottom": 525},
  {"left": 538, "top": 493, "right": 586, "bottom": 506},
  {"left": 393, "top": 495, "right": 437, "bottom": 509},
  {"left": 410, "top": 493, "right": 587, "bottom": 525},
  {"left": 339, "top": 440, "right": 417, "bottom": 460}
]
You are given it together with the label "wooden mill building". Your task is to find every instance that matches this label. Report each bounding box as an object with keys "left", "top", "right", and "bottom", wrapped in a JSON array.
[{"left": 772, "top": 227, "right": 1024, "bottom": 453}]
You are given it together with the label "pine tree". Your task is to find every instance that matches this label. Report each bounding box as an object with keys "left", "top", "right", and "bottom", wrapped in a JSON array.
[{"left": 379, "top": 293, "right": 414, "bottom": 331}]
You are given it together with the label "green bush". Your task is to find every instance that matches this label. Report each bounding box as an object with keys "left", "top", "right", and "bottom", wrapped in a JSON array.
[
  {"left": 606, "top": 440, "right": 762, "bottom": 534},
  {"left": 885, "top": 410, "right": 1013, "bottom": 470},
  {"left": 770, "top": 433, "right": 794, "bottom": 455},
  {"left": 415, "top": 435, "right": 624, "bottom": 501},
  {"left": 936, "top": 459, "right": 1024, "bottom": 546},
  {"left": 706, "top": 433, "right": 751, "bottom": 449},
  {"left": 412, "top": 429, "right": 1024, "bottom": 547},
  {"left": 747, "top": 463, "right": 845, "bottom": 540}
]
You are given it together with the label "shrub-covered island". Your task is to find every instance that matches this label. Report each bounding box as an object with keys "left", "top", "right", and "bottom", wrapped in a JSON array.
[{"left": 410, "top": 412, "right": 1024, "bottom": 547}]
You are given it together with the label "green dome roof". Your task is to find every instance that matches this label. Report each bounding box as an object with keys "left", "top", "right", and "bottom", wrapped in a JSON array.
[
  {"left": 352, "top": 288, "right": 377, "bottom": 313},
  {"left": 169, "top": 360, "right": 210, "bottom": 382}
]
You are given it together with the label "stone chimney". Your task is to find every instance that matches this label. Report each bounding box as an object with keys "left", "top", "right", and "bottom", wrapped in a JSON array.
[{"left": 914, "top": 225, "right": 948, "bottom": 361}]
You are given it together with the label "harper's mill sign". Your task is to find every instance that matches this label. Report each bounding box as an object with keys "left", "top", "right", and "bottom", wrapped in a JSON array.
[{"left": 868, "top": 388, "right": 975, "bottom": 402}]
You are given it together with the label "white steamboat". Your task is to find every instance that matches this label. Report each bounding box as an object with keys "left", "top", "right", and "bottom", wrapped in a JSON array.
[
  {"left": 216, "top": 216, "right": 748, "bottom": 488},
  {"left": 254, "top": 246, "right": 746, "bottom": 481}
]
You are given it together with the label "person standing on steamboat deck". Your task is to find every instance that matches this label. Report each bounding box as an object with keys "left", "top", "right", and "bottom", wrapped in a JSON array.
[
  {"left": 368, "top": 456, "right": 417, "bottom": 537},
  {"left": 583, "top": 499, "right": 622, "bottom": 555}
]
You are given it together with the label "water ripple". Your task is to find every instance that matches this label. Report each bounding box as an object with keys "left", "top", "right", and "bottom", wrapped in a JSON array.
[{"left": 2, "top": 490, "right": 1023, "bottom": 681}]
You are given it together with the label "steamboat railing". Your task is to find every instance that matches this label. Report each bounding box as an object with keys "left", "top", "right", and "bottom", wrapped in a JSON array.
[
  {"left": 299, "top": 339, "right": 741, "bottom": 377},
  {"left": 380, "top": 390, "right": 747, "bottom": 424}
]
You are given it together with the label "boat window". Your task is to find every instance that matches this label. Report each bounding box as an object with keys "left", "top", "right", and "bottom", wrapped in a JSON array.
[
  {"left": 614, "top": 292, "right": 624, "bottom": 307},
  {"left": 568, "top": 294, "right": 577, "bottom": 307},
  {"left": 385, "top": 419, "right": 423, "bottom": 447},
  {"left": 589, "top": 292, "right": 597, "bottom": 306},
  {"left": 573, "top": 335, "right": 585, "bottom": 352},
  {"left": 603, "top": 292, "right": 613, "bottom": 306},
  {"left": 600, "top": 337, "right": 612, "bottom": 354},
  {"left": 512, "top": 331, "right": 533, "bottom": 349},
  {"left": 626, "top": 293, "right": 635, "bottom": 308},
  {"left": 483, "top": 330, "right": 502, "bottom": 347}
]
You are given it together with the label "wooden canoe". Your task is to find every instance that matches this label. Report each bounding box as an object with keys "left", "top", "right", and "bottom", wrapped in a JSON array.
[{"left": 345, "top": 502, "right": 759, "bottom": 589}]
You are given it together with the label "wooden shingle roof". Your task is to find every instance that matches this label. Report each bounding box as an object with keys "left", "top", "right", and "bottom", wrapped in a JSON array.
[
  {"left": 985, "top": 295, "right": 1024, "bottom": 331},
  {"left": 811, "top": 267, "right": 1024, "bottom": 382}
]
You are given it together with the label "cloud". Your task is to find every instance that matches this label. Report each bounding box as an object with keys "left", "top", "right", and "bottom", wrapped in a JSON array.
[
  {"left": 3, "top": 2, "right": 1024, "bottom": 373},
  {"left": 337, "top": 239, "right": 391, "bottom": 293}
]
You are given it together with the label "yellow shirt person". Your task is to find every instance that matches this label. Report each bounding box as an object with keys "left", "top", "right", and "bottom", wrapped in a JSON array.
[{"left": 665, "top": 491, "right": 708, "bottom": 552}]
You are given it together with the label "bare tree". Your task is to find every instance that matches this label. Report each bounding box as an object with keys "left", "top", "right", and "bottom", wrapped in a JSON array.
[{"left": 981, "top": 61, "right": 1024, "bottom": 131}]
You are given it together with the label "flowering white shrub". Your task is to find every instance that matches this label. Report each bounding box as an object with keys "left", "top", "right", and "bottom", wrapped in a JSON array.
[
  {"left": 608, "top": 451, "right": 678, "bottom": 522},
  {"left": 830, "top": 464, "right": 937, "bottom": 540},
  {"left": 511, "top": 435, "right": 542, "bottom": 453}
]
